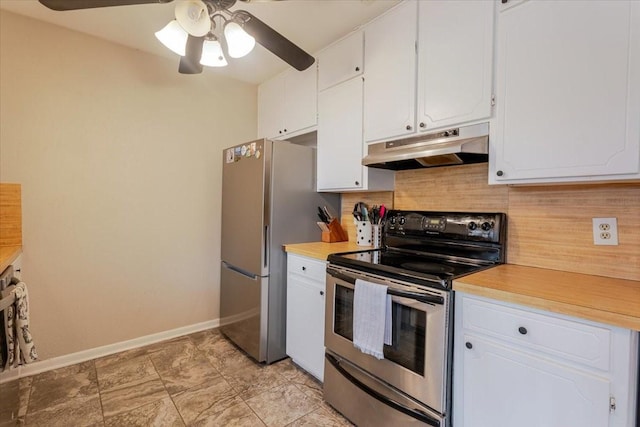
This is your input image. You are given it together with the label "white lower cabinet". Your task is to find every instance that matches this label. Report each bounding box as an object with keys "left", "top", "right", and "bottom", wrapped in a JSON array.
[
  {"left": 453, "top": 292, "right": 638, "bottom": 427},
  {"left": 286, "top": 254, "right": 326, "bottom": 381}
]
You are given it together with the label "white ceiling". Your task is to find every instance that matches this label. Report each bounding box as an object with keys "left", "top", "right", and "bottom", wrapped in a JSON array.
[{"left": 0, "top": 0, "right": 400, "bottom": 84}]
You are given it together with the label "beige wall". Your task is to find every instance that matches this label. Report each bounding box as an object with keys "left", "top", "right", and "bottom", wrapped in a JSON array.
[{"left": 0, "top": 11, "right": 257, "bottom": 359}]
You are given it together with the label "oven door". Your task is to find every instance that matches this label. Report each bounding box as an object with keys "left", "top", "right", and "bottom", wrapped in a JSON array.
[{"left": 325, "top": 265, "right": 450, "bottom": 414}]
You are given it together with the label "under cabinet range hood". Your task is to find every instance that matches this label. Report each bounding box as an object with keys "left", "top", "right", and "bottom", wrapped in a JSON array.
[{"left": 363, "top": 122, "right": 489, "bottom": 170}]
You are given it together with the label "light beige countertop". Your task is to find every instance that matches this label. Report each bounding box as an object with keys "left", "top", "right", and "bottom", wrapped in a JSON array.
[
  {"left": 283, "top": 241, "right": 369, "bottom": 261},
  {"left": 0, "top": 246, "right": 22, "bottom": 273},
  {"left": 454, "top": 264, "right": 640, "bottom": 331}
]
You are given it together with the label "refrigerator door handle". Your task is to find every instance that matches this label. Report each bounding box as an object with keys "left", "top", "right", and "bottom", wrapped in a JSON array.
[
  {"left": 263, "top": 225, "right": 269, "bottom": 269},
  {"left": 222, "top": 261, "right": 259, "bottom": 280}
]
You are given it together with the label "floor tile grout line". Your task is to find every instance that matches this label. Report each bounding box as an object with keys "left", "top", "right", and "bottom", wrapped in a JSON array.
[
  {"left": 145, "top": 352, "right": 187, "bottom": 427},
  {"left": 92, "top": 360, "right": 107, "bottom": 426}
]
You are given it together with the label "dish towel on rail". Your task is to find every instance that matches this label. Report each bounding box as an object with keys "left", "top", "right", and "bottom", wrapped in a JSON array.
[
  {"left": 1, "top": 280, "right": 38, "bottom": 370},
  {"left": 353, "top": 279, "right": 391, "bottom": 359}
]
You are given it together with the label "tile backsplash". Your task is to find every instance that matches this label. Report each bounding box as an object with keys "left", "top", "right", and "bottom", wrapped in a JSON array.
[{"left": 342, "top": 164, "right": 639, "bottom": 281}]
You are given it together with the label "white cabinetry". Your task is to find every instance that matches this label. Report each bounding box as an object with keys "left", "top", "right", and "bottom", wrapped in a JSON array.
[
  {"left": 453, "top": 292, "right": 638, "bottom": 427},
  {"left": 317, "top": 31, "right": 363, "bottom": 91},
  {"left": 363, "top": 0, "right": 494, "bottom": 143},
  {"left": 417, "top": 0, "right": 494, "bottom": 132},
  {"left": 490, "top": 0, "right": 640, "bottom": 184},
  {"left": 257, "top": 65, "right": 318, "bottom": 140},
  {"left": 363, "top": 1, "right": 417, "bottom": 143},
  {"left": 316, "top": 33, "right": 394, "bottom": 192},
  {"left": 286, "top": 254, "right": 326, "bottom": 381}
]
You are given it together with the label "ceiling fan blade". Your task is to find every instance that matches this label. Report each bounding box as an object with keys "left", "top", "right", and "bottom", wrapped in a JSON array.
[
  {"left": 179, "top": 35, "right": 205, "bottom": 74},
  {"left": 38, "top": 0, "right": 173, "bottom": 11},
  {"left": 240, "top": 11, "right": 315, "bottom": 71}
]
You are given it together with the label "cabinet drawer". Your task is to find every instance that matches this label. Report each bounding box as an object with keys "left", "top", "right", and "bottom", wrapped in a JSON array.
[
  {"left": 460, "top": 295, "right": 611, "bottom": 371},
  {"left": 287, "top": 255, "right": 326, "bottom": 282}
]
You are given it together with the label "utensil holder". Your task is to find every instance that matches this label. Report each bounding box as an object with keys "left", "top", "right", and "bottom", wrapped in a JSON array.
[
  {"left": 372, "top": 224, "right": 382, "bottom": 248},
  {"left": 322, "top": 219, "right": 349, "bottom": 243},
  {"left": 356, "top": 221, "right": 373, "bottom": 246}
]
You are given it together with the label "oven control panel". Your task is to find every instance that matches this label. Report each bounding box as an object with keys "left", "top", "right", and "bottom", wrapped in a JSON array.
[{"left": 385, "top": 211, "right": 505, "bottom": 243}]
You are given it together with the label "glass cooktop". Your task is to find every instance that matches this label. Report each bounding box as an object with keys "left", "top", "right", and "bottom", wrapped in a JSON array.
[{"left": 328, "top": 248, "right": 493, "bottom": 288}]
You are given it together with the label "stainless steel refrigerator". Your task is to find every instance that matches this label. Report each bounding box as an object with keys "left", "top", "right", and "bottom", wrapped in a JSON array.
[{"left": 220, "top": 138, "right": 340, "bottom": 364}]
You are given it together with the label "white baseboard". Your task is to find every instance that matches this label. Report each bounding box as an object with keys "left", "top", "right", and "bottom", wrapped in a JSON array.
[{"left": 0, "top": 318, "right": 220, "bottom": 384}]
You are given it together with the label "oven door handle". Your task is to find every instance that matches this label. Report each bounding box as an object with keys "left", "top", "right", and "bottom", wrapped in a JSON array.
[
  {"left": 327, "top": 268, "right": 444, "bottom": 305},
  {"left": 325, "top": 353, "right": 441, "bottom": 427},
  {"left": 387, "top": 288, "right": 444, "bottom": 305}
]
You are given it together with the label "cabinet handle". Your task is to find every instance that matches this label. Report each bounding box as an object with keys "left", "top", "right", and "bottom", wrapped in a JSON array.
[
  {"left": 518, "top": 326, "right": 528, "bottom": 335},
  {"left": 301, "top": 266, "right": 306, "bottom": 271},
  {"left": 406, "top": 125, "right": 412, "bottom": 131},
  {"left": 320, "top": 290, "right": 324, "bottom": 296},
  {"left": 283, "top": 128, "right": 287, "bottom": 133},
  {"left": 465, "top": 342, "right": 473, "bottom": 349},
  {"left": 496, "top": 170, "right": 504, "bottom": 177},
  {"left": 279, "top": 130, "right": 282, "bottom": 134},
  {"left": 501, "top": 0, "right": 508, "bottom": 3},
  {"left": 355, "top": 66, "right": 360, "bottom": 72},
  {"left": 419, "top": 122, "right": 426, "bottom": 128},
  {"left": 355, "top": 181, "right": 360, "bottom": 186}
]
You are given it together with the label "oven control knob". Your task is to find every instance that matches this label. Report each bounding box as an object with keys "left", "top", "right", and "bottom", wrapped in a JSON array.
[
  {"left": 399, "top": 217, "right": 406, "bottom": 225},
  {"left": 467, "top": 221, "right": 477, "bottom": 231},
  {"left": 481, "top": 222, "right": 493, "bottom": 231},
  {"left": 390, "top": 216, "right": 397, "bottom": 225}
]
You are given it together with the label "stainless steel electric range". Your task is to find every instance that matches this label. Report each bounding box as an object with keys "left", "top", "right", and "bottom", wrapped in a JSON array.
[{"left": 324, "top": 210, "right": 506, "bottom": 427}]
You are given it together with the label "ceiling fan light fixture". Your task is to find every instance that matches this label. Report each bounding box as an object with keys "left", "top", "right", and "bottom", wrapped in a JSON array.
[
  {"left": 175, "top": 0, "right": 211, "bottom": 37},
  {"left": 155, "top": 20, "right": 188, "bottom": 56},
  {"left": 223, "top": 20, "right": 256, "bottom": 59},
  {"left": 200, "top": 39, "right": 228, "bottom": 67}
]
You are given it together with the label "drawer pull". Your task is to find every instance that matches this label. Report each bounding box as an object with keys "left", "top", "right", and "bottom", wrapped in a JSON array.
[
  {"left": 301, "top": 266, "right": 306, "bottom": 271},
  {"left": 465, "top": 342, "right": 473, "bottom": 349},
  {"left": 320, "top": 290, "right": 324, "bottom": 296},
  {"left": 518, "top": 326, "right": 528, "bottom": 335}
]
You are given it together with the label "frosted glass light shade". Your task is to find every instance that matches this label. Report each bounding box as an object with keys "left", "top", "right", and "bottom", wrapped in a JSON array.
[
  {"left": 155, "top": 20, "right": 188, "bottom": 56},
  {"left": 175, "top": 0, "right": 210, "bottom": 37},
  {"left": 200, "top": 40, "right": 228, "bottom": 67},
  {"left": 224, "top": 21, "right": 255, "bottom": 58}
]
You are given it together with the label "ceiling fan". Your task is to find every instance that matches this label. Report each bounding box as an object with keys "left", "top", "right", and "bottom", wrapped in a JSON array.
[{"left": 37, "top": 0, "right": 316, "bottom": 74}]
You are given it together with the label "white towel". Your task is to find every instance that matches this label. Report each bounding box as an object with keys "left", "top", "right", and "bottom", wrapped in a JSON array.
[
  {"left": 384, "top": 295, "right": 392, "bottom": 346},
  {"left": 353, "top": 279, "right": 389, "bottom": 359}
]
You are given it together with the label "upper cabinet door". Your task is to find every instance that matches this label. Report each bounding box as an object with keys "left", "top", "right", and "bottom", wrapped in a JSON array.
[
  {"left": 257, "top": 74, "right": 285, "bottom": 139},
  {"left": 364, "top": 1, "right": 418, "bottom": 143},
  {"left": 417, "top": 0, "right": 494, "bottom": 132},
  {"left": 318, "top": 31, "right": 364, "bottom": 91},
  {"left": 317, "top": 77, "right": 364, "bottom": 191},
  {"left": 283, "top": 65, "right": 318, "bottom": 136},
  {"left": 491, "top": 0, "right": 640, "bottom": 184},
  {"left": 257, "top": 65, "right": 318, "bottom": 140}
]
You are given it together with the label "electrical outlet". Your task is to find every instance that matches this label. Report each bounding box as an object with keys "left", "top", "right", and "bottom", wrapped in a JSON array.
[{"left": 593, "top": 218, "right": 618, "bottom": 245}]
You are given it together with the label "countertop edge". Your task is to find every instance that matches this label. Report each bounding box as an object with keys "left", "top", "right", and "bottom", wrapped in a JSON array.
[
  {"left": 454, "top": 272, "right": 640, "bottom": 331},
  {"left": 283, "top": 241, "right": 368, "bottom": 261},
  {"left": 0, "top": 246, "right": 22, "bottom": 273}
]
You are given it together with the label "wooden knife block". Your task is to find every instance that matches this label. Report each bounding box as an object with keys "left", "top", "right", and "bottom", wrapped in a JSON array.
[{"left": 322, "top": 219, "right": 349, "bottom": 243}]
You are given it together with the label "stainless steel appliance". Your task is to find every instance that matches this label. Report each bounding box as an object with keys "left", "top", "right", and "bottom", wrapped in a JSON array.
[
  {"left": 220, "top": 138, "right": 339, "bottom": 364},
  {"left": 362, "top": 122, "right": 489, "bottom": 170},
  {"left": 324, "top": 210, "right": 506, "bottom": 426}
]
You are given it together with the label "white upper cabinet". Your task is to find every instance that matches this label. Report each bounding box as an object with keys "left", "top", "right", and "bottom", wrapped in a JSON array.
[
  {"left": 317, "top": 31, "right": 364, "bottom": 91},
  {"left": 363, "top": 0, "right": 495, "bottom": 144},
  {"left": 363, "top": 1, "right": 418, "bottom": 143},
  {"left": 490, "top": 0, "right": 640, "bottom": 184},
  {"left": 317, "top": 77, "right": 365, "bottom": 191},
  {"left": 257, "top": 65, "right": 318, "bottom": 140},
  {"left": 417, "top": 0, "right": 494, "bottom": 131},
  {"left": 316, "top": 32, "right": 395, "bottom": 192}
]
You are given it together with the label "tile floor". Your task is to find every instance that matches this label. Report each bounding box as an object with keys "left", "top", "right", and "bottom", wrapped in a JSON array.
[{"left": 0, "top": 328, "right": 352, "bottom": 426}]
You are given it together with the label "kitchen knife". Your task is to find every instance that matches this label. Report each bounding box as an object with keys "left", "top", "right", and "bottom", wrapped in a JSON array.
[{"left": 317, "top": 207, "right": 330, "bottom": 223}]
